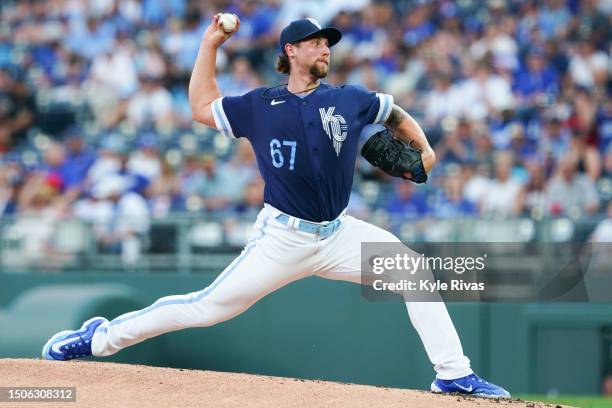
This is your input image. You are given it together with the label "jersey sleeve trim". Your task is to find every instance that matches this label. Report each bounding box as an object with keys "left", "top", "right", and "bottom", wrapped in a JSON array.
[
  {"left": 373, "top": 93, "right": 394, "bottom": 124},
  {"left": 211, "top": 97, "right": 236, "bottom": 139}
]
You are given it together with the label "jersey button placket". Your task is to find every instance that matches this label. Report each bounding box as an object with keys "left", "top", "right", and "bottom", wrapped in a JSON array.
[
  {"left": 311, "top": 148, "right": 319, "bottom": 174},
  {"left": 298, "top": 98, "right": 327, "bottom": 220}
]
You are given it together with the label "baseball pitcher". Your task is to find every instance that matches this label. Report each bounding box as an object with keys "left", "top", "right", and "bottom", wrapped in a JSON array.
[{"left": 42, "top": 14, "right": 510, "bottom": 398}]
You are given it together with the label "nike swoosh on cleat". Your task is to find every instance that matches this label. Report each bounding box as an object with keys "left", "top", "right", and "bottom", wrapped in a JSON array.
[
  {"left": 271, "top": 99, "right": 286, "bottom": 106},
  {"left": 50, "top": 335, "right": 80, "bottom": 354},
  {"left": 453, "top": 383, "right": 473, "bottom": 392}
]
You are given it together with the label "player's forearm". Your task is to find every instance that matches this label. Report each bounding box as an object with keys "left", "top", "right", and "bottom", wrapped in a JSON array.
[
  {"left": 189, "top": 42, "right": 221, "bottom": 126},
  {"left": 385, "top": 105, "right": 436, "bottom": 172},
  {"left": 189, "top": 14, "right": 240, "bottom": 128}
]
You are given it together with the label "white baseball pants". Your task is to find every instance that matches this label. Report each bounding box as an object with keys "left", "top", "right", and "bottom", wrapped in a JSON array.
[{"left": 92, "top": 204, "right": 472, "bottom": 380}]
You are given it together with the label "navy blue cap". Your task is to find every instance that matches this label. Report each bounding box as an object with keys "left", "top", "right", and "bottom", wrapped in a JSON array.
[{"left": 279, "top": 18, "right": 342, "bottom": 52}]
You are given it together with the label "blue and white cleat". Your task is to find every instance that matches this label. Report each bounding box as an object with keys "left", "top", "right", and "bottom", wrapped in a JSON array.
[
  {"left": 431, "top": 373, "right": 511, "bottom": 399},
  {"left": 42, "top": 317, "right": 107, "bottom": 361}
]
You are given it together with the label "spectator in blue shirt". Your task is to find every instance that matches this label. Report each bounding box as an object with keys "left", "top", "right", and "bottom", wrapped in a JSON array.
[
  {"left": 61, "top": 126, "right": 97, "bottom": 191},
  {"left": 65, "top": 17, "right": 115, "bottom": 60},
  {"left": 232, "top": 176, "right": 265, "bottom": 219},
  {"left": 596, "top": 99, "right": 612, "bottom": 153},
  {"left": 168, "top": 8, "right": 205, "bottom": 73},
  {"left": 40, "top": 142, "right": 68, "bottom": 193},
  {"left": 142, "top": 0, "right": 186, "bottom": 26},
  {"left": 402, "top": 3, "right": 435, "bottom": 46},
  {"left": 374, "top": 41, "right": 402, "bottom": 75},
  {"left": 435, "top": 118, "right": 476, "bottom": 164},
  {"left": 225, "top": 0, "right": 281, "bottom": 70},
  {"left": 386, "top": 180, "right": 429, "bottom": 219},
  {"left": 431, "top": 170, "right": 476, "bottom": 219},
  {"left": 537, "top": 0, "right": 571, "bottom": 40},
  {"left": 0, "top": 156, "right": 22, "bottom": 216},
  {"left": 537, "top": 115, "right": 571, "bottom": 168},
  {"left": 329, "top": 11, "right": 362, "bottom": 49},
  {"left": 513, "top": 50, "right": 559, "bottom": 106}
]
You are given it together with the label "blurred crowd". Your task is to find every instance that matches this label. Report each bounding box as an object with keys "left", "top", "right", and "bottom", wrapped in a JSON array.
[{"left": 0, "top": 0, "right": 611, "bottom": 261}]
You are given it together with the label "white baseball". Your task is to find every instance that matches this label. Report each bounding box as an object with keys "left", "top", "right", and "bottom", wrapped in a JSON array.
[{"left": 218, "top": 13, "right": 237, "bottom": 33}]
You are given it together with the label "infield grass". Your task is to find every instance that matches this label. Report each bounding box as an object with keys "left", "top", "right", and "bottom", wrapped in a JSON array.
[{"left": 517, "top": 394, "right": 612, "bottom": 408}]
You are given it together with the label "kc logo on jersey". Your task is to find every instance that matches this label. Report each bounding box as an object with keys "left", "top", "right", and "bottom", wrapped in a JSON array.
[{"left": 319, "top": 107, "right": 348, "bottom": 156}]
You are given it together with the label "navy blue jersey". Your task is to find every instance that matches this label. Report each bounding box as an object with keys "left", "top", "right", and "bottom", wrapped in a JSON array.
[{"left": 211, "top": 83, "right": 393, "bottom": 222}]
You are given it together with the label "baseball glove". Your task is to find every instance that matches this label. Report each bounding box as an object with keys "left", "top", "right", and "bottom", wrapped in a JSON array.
[{"left": 360, "top": 127, "right": 428, "bottom": 183}]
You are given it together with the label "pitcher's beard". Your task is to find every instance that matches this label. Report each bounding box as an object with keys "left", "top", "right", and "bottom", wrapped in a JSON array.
[{"left": 309, "top": 62, "right": 328, "bottom": 78}]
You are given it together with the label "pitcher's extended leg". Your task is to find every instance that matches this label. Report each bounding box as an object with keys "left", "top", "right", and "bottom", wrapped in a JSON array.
[
  {"left": 91, "top": 217, "right": 315, "bottom": 357},
  {"left": 315, "top": 216, "right": 472, "bottom": 379}
]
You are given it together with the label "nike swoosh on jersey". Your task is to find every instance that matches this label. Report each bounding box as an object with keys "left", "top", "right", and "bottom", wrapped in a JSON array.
[
  {"left": 453, "top": 383, "right": 473, "bottom": 392},
  {"left": 271, "top": 99, "right": 286, "bottom": 106}
]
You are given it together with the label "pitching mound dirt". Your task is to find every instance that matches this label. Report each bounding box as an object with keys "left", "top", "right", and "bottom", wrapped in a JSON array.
[{"left": 0, "top": 359, "right": 568, "bottom": 408}]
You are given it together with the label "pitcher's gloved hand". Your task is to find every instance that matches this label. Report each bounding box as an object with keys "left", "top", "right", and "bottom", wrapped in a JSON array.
[{"left": 360, "top": 127, "right": 428, "bottom": 183}]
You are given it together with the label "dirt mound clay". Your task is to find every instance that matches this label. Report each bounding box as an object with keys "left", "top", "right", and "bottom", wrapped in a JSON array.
[{"left": 0, "top": 359, "right": 567, "bottom": 408}]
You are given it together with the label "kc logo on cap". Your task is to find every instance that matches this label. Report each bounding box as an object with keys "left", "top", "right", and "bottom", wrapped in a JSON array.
[
  {"left": 306, "top": 18, "right": 321, "bottom": 29},
  {"left": 279, "top": 18, "right": 342, "bottom": 51}
]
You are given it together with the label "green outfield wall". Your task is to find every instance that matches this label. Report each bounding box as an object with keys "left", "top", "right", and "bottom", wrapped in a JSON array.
[{"left": 0, "top": 271, "right": 610, "bottom": 395}]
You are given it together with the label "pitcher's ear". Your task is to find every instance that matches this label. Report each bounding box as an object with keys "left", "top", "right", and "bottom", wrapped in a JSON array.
[{"left": 285, "top": 43, "right": 297, "bottom": 57}]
